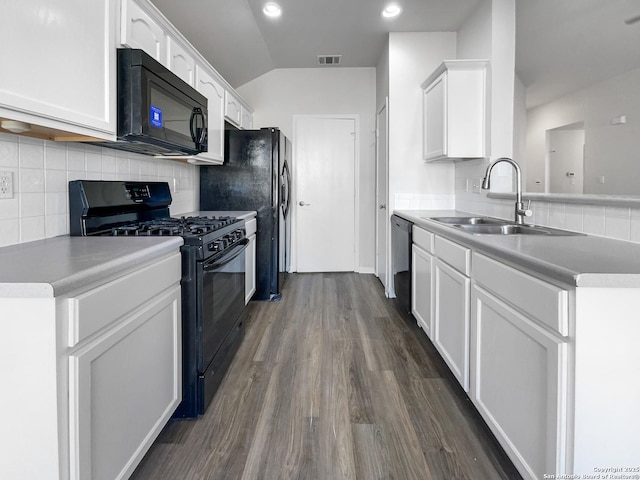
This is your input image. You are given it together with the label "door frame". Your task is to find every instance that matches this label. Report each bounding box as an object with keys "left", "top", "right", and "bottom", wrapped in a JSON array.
[
  {"left": 291, "top": 114, "right": 360, "bottom": 273},
  {"left": 375, "top": 98, "right": 390, "bottom": 294}
]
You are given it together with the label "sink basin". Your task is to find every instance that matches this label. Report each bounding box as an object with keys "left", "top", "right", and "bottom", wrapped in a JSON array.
[
  {"left": 428, "top": 216, "right": 510, "bottom": 225},
  {"left": 454, "top": 224, "right": 583, "bottom": 236}
]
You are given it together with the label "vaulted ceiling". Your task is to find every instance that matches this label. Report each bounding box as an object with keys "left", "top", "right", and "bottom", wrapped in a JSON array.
[{"left": 150, "top": 0, "right": 640, "bottom": 108}]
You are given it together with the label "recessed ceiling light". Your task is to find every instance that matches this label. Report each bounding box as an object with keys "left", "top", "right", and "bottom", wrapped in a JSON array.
[
  {"left": 381, "top": 3, "right": 402, "bottom": 18},
  {"left": 263, "top": 2, "right": 282, "bottom": 18}
]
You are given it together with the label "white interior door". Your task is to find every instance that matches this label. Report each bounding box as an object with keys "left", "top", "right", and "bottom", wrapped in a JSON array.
[
  {"left": 295, "top": 116, "right": 356, "bottom": 272},
  {"left": 376, "top": 99, "right": 389, "bottom": 292}
]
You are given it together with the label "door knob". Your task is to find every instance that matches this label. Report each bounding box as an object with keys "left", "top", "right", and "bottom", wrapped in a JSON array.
[
  {"left": 299, "top": 201, "right": 311, "bottom": 206},
  {"left": 379, "top": 204, "right": 386, "bottom": 209}
]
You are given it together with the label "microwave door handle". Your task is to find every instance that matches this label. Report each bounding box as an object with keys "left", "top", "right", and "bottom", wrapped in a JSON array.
[
  {"left": 199, "top": 109, "right": 208, "bottom": 150},
  {"left": 190, "top": 107, "right": 207, "bottom": 151},
  {"left": 189, "top": 108, "right": 198, "bottom": 143}
]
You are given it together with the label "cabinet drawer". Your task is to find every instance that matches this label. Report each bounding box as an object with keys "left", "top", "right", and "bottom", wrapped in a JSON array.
[
  {"left": 413, "top": 226, "right": 434, "bottom": 253},
  {"left": 67, "top": 253, "right": 181, "bottom": 347},
  {"left": 434, "top": 235, "right": 470, "bottom": 275},
  {"left": 473, "top": 253, "right": 569, "bottom": 336},
  {"left": 245, "top": 218, "right": 257, "bottom": 236}
]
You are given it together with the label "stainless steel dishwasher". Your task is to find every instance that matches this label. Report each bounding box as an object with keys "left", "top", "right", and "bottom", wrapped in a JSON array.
[{"left": 391, "top": 214, "right": 413, "bottom": 315}]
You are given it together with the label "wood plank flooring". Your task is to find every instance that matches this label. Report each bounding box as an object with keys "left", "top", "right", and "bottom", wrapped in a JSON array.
[{"left": 131, "top": 273, "right": 522, "bottom": 480}]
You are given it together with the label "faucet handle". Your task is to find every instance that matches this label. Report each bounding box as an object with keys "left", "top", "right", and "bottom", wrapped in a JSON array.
[{"left": 521, "top": 199, "right": 533, "bottom": 217}]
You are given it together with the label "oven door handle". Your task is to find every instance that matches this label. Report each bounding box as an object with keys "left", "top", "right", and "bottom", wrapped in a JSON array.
[{"left": 203, "top": 239, "right": 249, "bottom": 271}]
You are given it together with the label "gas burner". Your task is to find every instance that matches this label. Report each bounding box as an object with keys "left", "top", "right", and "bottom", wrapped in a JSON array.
[{"left": 109, "top": 215, "right": 241, "bottom": 239}]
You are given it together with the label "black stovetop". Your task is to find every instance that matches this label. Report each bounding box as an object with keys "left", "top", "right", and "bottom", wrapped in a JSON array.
[
  {"left": 110, "top": 215, "right": 239, "bottom": 237},
  {"left": 69, "top": 180, "right": 244, "bottom": 249}
]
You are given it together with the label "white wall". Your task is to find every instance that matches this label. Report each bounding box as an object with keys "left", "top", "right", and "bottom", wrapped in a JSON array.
[
  {"left": 454, "top": 0, "right": 516, "bottom": 196},
  {"left": 0, "top": 133, "right": 198, "bottom": 247},
  {"left": 525, "top": 67, "right": 640, "bottom": 195},
  {"left": 388, "top": 32, "right": 457, "bottom": 211},
  {"left": 548, "top": 129, "right": 585, "bottom": 194},
  {"left": 237, "top": 67, "right": 377, "bottom": 271},
  {"left": 376, "top": 40, "right": 389, "bottom": 111},
  {"left": 455, "top": 0, "right": 517, "bottom": 213}
]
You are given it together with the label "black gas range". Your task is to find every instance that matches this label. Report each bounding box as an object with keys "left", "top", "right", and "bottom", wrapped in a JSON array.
[{"left": 69, "top": 180, "right": 248, "bottom": 418}]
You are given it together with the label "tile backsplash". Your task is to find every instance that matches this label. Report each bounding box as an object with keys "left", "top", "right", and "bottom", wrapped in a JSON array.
[
  {"left": 455, "top": 158, "right": 640, "bottom": 243},
  {"left": 0, "top": 132, "right": 198, "bottom": 247}
]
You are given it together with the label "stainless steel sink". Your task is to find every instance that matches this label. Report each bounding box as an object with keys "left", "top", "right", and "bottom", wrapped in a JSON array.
[
  {"left": 425, "top": 215, "right": 584, "bottom": 235},
  {"left": 454, "top": 224, "right": 584, "bottom": 236},
  {"left": 428, "top": 216, "right": 511, "bottom": 225}
]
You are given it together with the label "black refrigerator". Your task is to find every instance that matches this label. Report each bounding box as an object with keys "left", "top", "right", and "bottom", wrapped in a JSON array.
[{"left": 200, "top": 127, "right": 292, "bottom": 301}]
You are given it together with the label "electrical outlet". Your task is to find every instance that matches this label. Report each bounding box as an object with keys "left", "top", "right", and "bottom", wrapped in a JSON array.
[
  {"left": 0, "top": 171, "right": 14, "bottom": 199},
  {"left": 472, "top": 178, "right": 483, "bottom": 194}
]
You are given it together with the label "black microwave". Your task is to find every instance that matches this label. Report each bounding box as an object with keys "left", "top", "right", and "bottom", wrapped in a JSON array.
[{"left": 93, "top": 48, "right": 208, "bottom": 156}]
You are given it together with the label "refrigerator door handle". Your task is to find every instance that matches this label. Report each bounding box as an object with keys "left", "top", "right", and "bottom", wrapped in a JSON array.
[{"left": 281, "top": 160, "right": 291, "bottom": 218}]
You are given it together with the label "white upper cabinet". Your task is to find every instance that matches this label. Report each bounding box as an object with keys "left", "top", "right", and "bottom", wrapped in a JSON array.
[
  {"left": 241, "top": 106, "right": 254, "bottom": 130},
  {"left": 421, "top": 60, "right": 489, "bottom": 162},
  {"left": 193, "top": 65, "right": 225, "bottom": 164},
  {"left": 120, "top": 0, "right": 166, "bottom": 64},
  {"left": 167, "top": 38, "right": 196, "bottom": 87},
  {"left": 0, "top": 0, "right": 117, "bottom": 140},
  {"left": 224, "top": 91, "right": 242, "bottom": 127},
  {"left": 120, "top": 0, "right": 253, "bottom": 162}
]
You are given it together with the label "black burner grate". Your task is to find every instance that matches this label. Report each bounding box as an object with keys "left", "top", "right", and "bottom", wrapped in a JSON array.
[{"left": 110, "top": 216, "right": 238, "bottom": 237}]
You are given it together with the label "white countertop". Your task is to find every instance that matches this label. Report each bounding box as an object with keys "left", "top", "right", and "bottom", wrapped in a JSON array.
[
  {"left": 395, "top": 210, "right": 640, "bottom": 288},
  {"left": 0, "top": 211, "right": 255, "bottom": 299},
  {"left": 0, "top": 236, "right": 183, "bottom": 298}
]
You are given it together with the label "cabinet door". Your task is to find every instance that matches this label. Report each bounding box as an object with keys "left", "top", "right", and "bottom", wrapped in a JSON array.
[
  {"left": 194, "top": 65, "right": 225, "bottom": 163},
  {"left": 412, "top": 244, "right": 433, "bottom": 338},
  {"left": 423, "top": 72, "right": 446, "bottom": 160},
  {"left": 241, "top": 107, "right": 253, "bottom": 130},
  {"left": 0, "top": 0, "right": 116, "bottom": 137},
  {"left": 68, "top": 286, "right": 181, "bottom": 480},
  {"left": 121, "top": 0, "right": 166, "bottom": 64},
  {"left": 434, "top": 258, "right": 470, "bottom": 390},
  {"left": 470, "top": 285, "right": 568, "bottom": 480},
  {"left": 245, "top": 234, "right": 256, "bottom": 304},
  {"left": 224, "top": 91, "right": 242, "bottom": 126},
  {"left": 167, "top": 38, "right": 195, "bottom": 86}
]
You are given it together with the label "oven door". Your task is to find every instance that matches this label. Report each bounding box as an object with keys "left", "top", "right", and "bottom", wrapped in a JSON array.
[{"left": 198, "top": 239, "right": 248, "bottom": 372}]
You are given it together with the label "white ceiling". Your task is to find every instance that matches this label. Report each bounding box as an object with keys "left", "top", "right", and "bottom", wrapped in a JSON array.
[{"left": 150, "top": 0, "right": 640, "bottom": 109}]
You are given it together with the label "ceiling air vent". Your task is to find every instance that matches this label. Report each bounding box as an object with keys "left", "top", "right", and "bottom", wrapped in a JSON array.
[{"left": 317, "top": 55, "right": 342, "bottom": 66}]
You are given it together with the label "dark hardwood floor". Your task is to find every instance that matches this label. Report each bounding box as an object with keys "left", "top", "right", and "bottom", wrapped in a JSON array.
[{"left": 131, "top": 273, "right": 522, "bottom": 480}]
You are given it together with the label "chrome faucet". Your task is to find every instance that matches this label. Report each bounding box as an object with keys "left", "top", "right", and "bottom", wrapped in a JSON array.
[{"left": 481, "top": 157, "right": 532, "bottom": 225}]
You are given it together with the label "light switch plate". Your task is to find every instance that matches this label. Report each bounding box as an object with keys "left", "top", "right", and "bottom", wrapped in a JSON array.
[{"left": 0, "top": 171, "right": 14, "bottom": 199}]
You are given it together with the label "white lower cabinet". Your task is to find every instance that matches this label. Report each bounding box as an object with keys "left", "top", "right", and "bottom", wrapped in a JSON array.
[
  {"left": 433, "top": 258, "right": 470, "bottom": 391},
  {"left": 66, "top": 253, "right": 182, "bottom": 480},
  {"left": 245, "top": 217, "right": 257, "bottom": 304},
  {"left": 411, "top": 243, "right": 433, "bottom": 337},
  {"left": 0, "top": 251, "right": 182, "bottom": 480},
  {"left": 406, "top": 220, "right": 640, "bottom": 480},
  {"left": 470, "top": 285, "right": 567, "bottom": 480},
  {"left": 69, "top": 285, "right": 180, "bottom": 480}
]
